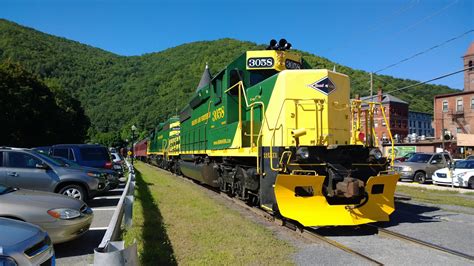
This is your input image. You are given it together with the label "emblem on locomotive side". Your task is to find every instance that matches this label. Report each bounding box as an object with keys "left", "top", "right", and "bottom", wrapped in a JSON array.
[{"left": 307, "top": 77, "right": 336, "bottom": 95}]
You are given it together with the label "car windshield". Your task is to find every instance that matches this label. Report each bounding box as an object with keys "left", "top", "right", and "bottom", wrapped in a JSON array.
[
  {"left": 403, "top": 153, "right": 415, "bottom": 159},
  {"left": 32, "top": 151, "right": 66, "bottom": 166},
  {"left": 407, "top": 154, "right": 432, "bottom": 163},
  {"left": 455, "top": 160, "right": 474, "bottom": 169},
  {"left": 0, "top": 185, "right": 17, "bottom": 195},
  {"left": 53, "top": 156, "right": 81, "bottom": 167}
]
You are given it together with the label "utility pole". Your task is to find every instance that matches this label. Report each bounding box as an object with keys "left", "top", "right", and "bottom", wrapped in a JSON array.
[
  {"left": 370, "top": 72, "right": 373, "bottom": 99},
  {"left": 441, "top": 113, "right": 445, "bottom": 151},
  {"left": 369, "top": 72, "right": 374, "bottom": 146}
]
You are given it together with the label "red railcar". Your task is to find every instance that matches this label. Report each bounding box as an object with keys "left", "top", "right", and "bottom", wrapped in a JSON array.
[{"left": 134, "top": 139, "right": 148, "bottom": 161}]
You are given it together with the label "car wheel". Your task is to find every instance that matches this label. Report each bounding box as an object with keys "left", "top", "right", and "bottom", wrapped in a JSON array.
[
  {"left": 414, "top": 172, "right": 426, "bottom": 184},
  {"left": 59, "top": 185, "right": 86, "bottom": 200},
  {"left": 469, "top": 177, "right": 474, "bottom": 189}
]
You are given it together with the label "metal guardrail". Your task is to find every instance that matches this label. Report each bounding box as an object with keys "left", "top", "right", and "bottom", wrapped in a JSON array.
[{"left": 93, "top": 160, "right": 137, "bottom": 265}]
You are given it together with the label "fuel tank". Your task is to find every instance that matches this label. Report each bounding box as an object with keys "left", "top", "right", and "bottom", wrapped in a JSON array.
[{"left": 179, "top": 155, "right": 219, "bottom": 187}]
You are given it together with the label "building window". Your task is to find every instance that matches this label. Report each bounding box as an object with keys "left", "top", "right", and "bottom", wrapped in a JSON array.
[
  {"left": 456, "top": 98, "right": 463, "bottom": 112},
  {"left": 442, "top": 100, "right": 448, "bottom": 112},
  {"left": 471, "top": 97, "right": 474, "bottom": 109},
  {"left": 457, "top": 127, "right": 462, "bottom": 133}
]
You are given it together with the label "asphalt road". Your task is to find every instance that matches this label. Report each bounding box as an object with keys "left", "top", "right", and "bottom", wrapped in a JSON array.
[
  {"left": 54, "top": 184, "right": 124, "bottom": 266},
  {"left": 294, "top": 199, "right": 474, "bottom": 265}
]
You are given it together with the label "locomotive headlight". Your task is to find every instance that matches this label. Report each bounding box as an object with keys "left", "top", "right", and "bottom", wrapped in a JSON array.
[
  {"left": 296, "top": 147, "right": 309, "bottom": 160},
  {"left": 369, "top": 148, "right": 383, "bottom": 160}
]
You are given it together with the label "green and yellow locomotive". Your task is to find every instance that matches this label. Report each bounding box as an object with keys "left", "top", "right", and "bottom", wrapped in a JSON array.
[
  {"left": 147, "top": 116, "right": 180, "bottom": 169},
  {"left": 147, "top": 39, "right": 399, "bottom": 226}
]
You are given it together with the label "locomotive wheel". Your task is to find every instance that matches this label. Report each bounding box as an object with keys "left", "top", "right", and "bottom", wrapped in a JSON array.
[{"left": 414, "top": 171, "right": 426, "bottom": 184}]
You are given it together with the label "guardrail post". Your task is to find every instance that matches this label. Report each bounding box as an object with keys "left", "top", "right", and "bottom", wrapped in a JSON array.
[
  {"left": 124, "top": 194, "right": 134, "bottom": 228},
  {"left": 94, "top": 159, "right": 137, "bottom": 265}
]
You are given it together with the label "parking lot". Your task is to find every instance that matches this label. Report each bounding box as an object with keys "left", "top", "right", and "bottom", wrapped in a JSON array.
[{"left": 54, "top": 182, "right": 125, "bottom": 265}]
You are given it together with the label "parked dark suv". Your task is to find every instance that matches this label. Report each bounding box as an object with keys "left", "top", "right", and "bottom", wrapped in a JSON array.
[
  {"left": 50, "top": 144, "right": 113, "bottom": 169},
  {"left": 0, "top": 147, "right": 107, "bottom": 200}
]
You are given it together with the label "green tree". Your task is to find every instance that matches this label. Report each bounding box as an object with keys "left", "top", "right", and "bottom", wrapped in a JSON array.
[{"left": 0, "top": 61, "right": 89, "bottom": 146}]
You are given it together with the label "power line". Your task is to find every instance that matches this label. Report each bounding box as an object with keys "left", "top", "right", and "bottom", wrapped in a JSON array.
[
  {"left": 386, "top": 0, "right": 459, "bottom": 38},
  {"left": 374, "top": 29, "right": 474, "bottom": 74},
  {"left": 367, "top": 0, "right": 420, "bottom": 33},
  {"left": 321, "top": 0, "right": 420, "bottom": 54},
  {"left": 364, "top": 67, "right": 473, "bottom": 101},
  {"left": 385, "top": 67, "right": 472, "bottom": 94},
  {"left": 372, "top": 74, "right": 401, "bottom": 91}
]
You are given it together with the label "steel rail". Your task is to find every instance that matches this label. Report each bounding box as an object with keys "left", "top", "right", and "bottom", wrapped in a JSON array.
[
  {"left": 220, "top": 193, "right": 383, "bottom": 266},
  {"left": 147, "top": 162, "right": 383, "bottom": 265},
  {"left": 368, "top": 225, "right": 474, "bottom": 262},
  {"left": 146, "top": 162, "right": 474, "bottom": 264}
]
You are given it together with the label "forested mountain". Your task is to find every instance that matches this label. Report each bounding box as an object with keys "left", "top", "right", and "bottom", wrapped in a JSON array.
[
  {"left": 0, "top": 61, "right": 89, "bottom": 146},
  {"left": 0, "top": 19, "right": 456, "bottom": 143}
]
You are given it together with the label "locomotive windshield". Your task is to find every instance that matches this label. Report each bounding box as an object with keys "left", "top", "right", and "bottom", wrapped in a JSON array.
[{"left": 249, "top": 69, "right": 278, "bottom": 86}]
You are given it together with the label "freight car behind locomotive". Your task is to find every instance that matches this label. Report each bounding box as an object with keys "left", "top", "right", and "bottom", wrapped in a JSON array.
[{"left": 133, "top": 138, "right": 148, "bottom": 161}]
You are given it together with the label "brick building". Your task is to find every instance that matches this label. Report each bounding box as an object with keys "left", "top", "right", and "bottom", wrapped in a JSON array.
[
  {"left": 360, "top": 89, "right": 409, "bottom": 143},
  {"left": 408, "top": 111, "right": 434, "bottom": 137},
  {"left": 433, "top": 42, "right": 474, "bottom": 140}
]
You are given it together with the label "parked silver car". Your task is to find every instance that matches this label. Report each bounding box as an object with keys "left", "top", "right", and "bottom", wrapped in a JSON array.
[
  {"left": 0, "top": 218, "right": 55, "bottom": 265},
  {"left": 0, "top": 147, "right": 107, "bottom": 200},
  {"left": 52, "top": 156, "right": 120, "bottom": 190},
  {"left": 0, "top": 185, "right": 93, "bottom": 243},
  {"left": 393, "top": 152, "right": 453, "bottom": 184}
]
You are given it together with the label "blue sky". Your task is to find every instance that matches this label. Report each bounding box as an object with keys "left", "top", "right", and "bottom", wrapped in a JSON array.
[{"left": 1, "top": 0, "right": 473, "bottom": 90}]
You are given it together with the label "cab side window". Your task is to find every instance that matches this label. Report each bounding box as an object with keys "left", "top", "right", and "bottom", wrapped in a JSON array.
[
  {"left": 68, "top": 148, "right": 76, "bottom": 161},
  {"left": 213, "top": 78, "right": 222, "bottom": 105},
  {"left": 8, "top": 152, "right": 41, "bottom": 168},
  {"left": 228, "top": 69, "right": 243, "bottom": 96},
  {"left": 443, "top": 154, "right": 451, "bottom": 163},
  {"left": 431, "top": 154, "right": 442, "bottom": 164},
  {"left": 52, "top": 148, "right": 68, "bottom": 159}
]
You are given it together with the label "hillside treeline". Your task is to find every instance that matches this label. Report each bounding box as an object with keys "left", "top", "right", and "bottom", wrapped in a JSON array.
[
  {"left": 0, "top": 61, "right": 89, "bottom": 147},
  {"left": 0, "top": 19, "right": 456, "bottom": 144}
]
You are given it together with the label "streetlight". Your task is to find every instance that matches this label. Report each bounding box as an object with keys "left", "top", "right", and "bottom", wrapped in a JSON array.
[{"left": 131, "top": 125, "right": 137, "bottom": 166}]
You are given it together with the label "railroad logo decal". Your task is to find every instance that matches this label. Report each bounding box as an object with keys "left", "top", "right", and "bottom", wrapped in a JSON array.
[{"left": 307, "top": 77, "right": 336, "bottom": 95}]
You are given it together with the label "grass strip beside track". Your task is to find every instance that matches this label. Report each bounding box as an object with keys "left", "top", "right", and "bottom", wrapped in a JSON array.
[
  {"left": 396, "top": 186, "right": 474, "bottom": 209},
  {"left": 123, "top": 162, "right": 294, "bottom": 265}
]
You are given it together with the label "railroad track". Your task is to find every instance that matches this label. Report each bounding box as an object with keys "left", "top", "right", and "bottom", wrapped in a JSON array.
[
  {"left": 224, "top": 195, "right": 384, "bottom": 265},
  {"left": 366, "top": 224, "right": 474, "bottom": 262},
  {"left": 144, "top": 162, "right": 474, "bottom": 265}
]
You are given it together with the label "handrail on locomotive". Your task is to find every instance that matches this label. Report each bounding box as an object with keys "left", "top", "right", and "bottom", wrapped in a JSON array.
[{"left": 227, "top": 80, "right": 396, "bottom": 176}]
